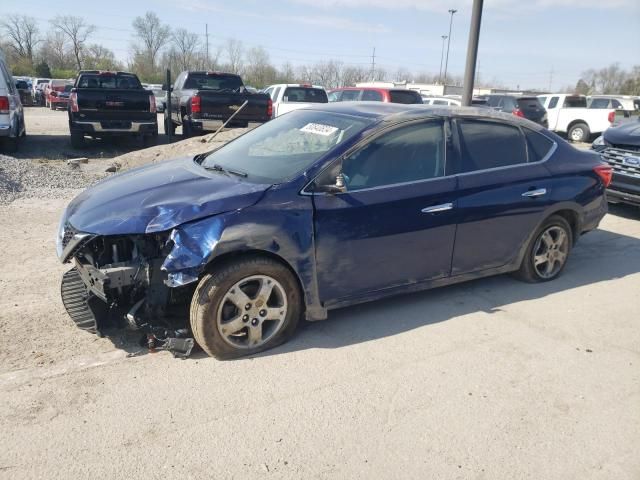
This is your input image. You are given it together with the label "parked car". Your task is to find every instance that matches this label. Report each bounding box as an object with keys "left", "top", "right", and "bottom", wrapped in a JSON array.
[
  {"left": 56, "top": 84, "right": 74, "bottom": 109},
  {"left": 150, "top": 86, "right": 165, "bottom": 112},
  {"left": 45, "top": 79, "right": 73, "bottom": 110},
  {"left": 265, "top": 83, "right": 328, "bottom": 118},
  {"left": 15, "top": 79, "right": 33, "bottom": 106},
  {"left": 422, "top": 96, "right": 461, "bottom": 106},
  {"left": 0, "top": 50, "right": 26, "bottom": 152},
  {"left": 486, "top": 95, "right": 548, "bottom": 127},
  {"left": 592, "top": 119, "right": 640, "bottom": 207},
  {"left": 31, "top": 77, "right": 50, "bottom": 97},
  {"left": 34, "top": 81, "right": 48, "bottom": 106},
  {"left": 166, "top": 71, "right": 271, "bottom": 137},
  {"left": 537, "top": 93, "right": 614, "bottom": 142},
  {"left": 56, "top": 103, "right": 611, "bottom": 359},
  {"left": 588, "top": 95, "right": 638, "bottom": 112},
  {"left": 328, "top": 87, "right": 422, "bottom": 105},
  {"left": 68, "top": 70, "right": 158, "bottom": 148}
]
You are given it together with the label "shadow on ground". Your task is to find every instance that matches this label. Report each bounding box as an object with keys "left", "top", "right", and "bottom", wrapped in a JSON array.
[{"left": 100, "top": 224, "right": 640, "bottom": 360}]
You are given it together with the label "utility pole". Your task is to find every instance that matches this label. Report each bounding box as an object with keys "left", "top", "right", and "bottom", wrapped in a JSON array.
[
  {"left": 205, "top": 24, "right": 210, "bottom": 68},
  {"left": 370, "top": 47, "right": 376, "bottom": 81},
  {"left": 548, "top": 66, "right": 554, "bottom": 92},
  {"left": 461, "top": 0, "right": 483, "bottom": 106},
  {"left": 443, "top": 8, "right": 457, "bottom": 89},
  {"left": 438, "top": 35, "right": 448, "bottom": 84}
]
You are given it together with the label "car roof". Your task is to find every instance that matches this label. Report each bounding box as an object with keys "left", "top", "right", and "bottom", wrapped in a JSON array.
[{"left": 297, "top": 101, "right": 542, "bottom": 127}]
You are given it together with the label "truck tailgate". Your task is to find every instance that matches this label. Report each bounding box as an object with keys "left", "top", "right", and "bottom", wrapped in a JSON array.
[
  {"left": 197, "top": 93, "right": 270, "bottom": 123},
  {"left": 77, "top": 89, "right": 154, "bottom": 121}
]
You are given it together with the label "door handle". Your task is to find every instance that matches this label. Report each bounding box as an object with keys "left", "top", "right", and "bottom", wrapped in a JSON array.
[
  {"left": 421, "top": 203, "right": 453, "bottom": 213},
  {"left": 521, "top": 188, "right": 547, "bottom": 198}
]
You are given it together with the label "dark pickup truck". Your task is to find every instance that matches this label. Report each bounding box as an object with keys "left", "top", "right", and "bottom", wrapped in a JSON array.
[
  {"left": 164, "top": 71, "right": 271, "bottom": 137},
  {"left": 68, "top": 71, "right": 158, "bottom": 148}
]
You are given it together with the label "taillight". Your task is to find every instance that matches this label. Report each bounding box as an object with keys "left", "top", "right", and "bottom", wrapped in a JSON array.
[
  {"left": 149, "top": 95, "right": 156, "bottom": 114},
  {"left": 608, "top": 111, "right": 615, "bottom": 123},
  {"left": 512, "top": 108, "right": 525, "bottom": 118},
  {"left": 70, "top": 92, "right": 78, "bottom": 113},
  {"left": 0, "top": 96, "right": 9, "bottom": 114},
  {"left": 594, "top": 164, "right": 613, "bottom": 188},
  {"left": 267, "top": 98, "right": 273, "bottom": 118},
  {"left": 191, "top": 95, "right": 201, "bottom": 114}
]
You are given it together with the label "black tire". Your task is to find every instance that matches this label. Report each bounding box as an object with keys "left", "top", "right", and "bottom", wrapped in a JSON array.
[
  {"left": 190, "top": 256, "right": 302, "bottom": 359},
  {"left": 142, "top": 133, "right": 157, "bottom": 147},
  {"left": 182, "top": 117, "right": 193, "bottom": 138},
  {"left": 3, "top": 137, "right": 18, "bottom": 153},
  {"left": 515, "top": 215, "right": 573, "bottom": 283},
  {"left": 163, "top": 115, "right": 175, "bottom": 136},
  {"left": 568, "top": 123, "right": 590, "bottom": 143},
  {"left": 70, "top": 131, "right": 85, "bottom": 149},
  {"left": 49, "top": 102, "right": 56, "bottom": 110}
]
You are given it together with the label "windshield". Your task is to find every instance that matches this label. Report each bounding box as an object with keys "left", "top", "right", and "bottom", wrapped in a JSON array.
[
  {"left": 184, "top": 73, "right": 244, "bottom": 91},
  {"left": 201, "top": 110, "right": 373, "bottom": 183}
]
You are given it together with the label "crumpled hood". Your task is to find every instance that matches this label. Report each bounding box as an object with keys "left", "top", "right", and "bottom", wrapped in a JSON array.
[
  {"left": 66, "top": 156, "right": 271, "bottom": 235},
  {"left": 604, "top": 120, "right": 640, "bottom": 147}
]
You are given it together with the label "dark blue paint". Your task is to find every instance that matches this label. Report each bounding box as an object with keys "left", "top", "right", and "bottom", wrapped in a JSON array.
[{"left": 61, "top": 104, "right": 608, "bottom": 321}]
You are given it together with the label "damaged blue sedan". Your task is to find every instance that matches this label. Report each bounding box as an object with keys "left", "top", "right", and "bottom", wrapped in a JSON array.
[{"left": 57, "top": 103, "right": 610, "bottom": 358}]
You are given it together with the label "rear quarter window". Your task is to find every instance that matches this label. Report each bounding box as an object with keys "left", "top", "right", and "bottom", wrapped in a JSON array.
[
  {"left": 524, "top": 129, "right": 555, "bottom": 162},
  {"left": 389, "top": 90, "right": 422, "bottom": 104}
]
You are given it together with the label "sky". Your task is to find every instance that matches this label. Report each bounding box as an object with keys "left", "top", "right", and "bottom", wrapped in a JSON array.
[{"left": 2, "top": 0, "right": 639, "bottom": 90}]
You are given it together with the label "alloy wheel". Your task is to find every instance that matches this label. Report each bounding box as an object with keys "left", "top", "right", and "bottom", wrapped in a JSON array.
[
  {"left": 216, "top": 275, "right": 288, "bottom": 349},
  {"left": 533, "top": 226, "right": 569, "bottom": 279}
]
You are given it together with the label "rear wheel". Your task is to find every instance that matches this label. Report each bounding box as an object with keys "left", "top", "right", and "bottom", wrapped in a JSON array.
[
  {"left": 182, "top": 117, "right": 193, "bottom": 138},
  {"left": 515, "top": 215, "right": 572, "bottom": 283},
  {"left": 49, "top": 101, "right": 56, "bottom": 110},
  {"left": 70, "top": 131, "right": 85, "bottom": 149},
  {"left": 568, "top": 123, "right": 589, "bottom": 143},
  {"left": 142, "top": 133, "right": 158, "bottom": 147},
  {"left": 163, "top": 114, "right": 175, "bottom": 136},
  {"left": 190, "top": 256, "right": 302, "bottom": 359}
]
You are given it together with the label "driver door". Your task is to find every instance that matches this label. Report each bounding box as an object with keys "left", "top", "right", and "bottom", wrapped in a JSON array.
[{"left": 311, "top": 120, "right": 458, "bottom": 303}]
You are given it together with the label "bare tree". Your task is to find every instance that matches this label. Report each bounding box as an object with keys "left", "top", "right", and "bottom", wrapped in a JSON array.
[
  {"left": 341, "top": 66, "right": 369, "bottom": 86},
  {"left": 310, "top": 60, "right": 343, "bottom": 89},
  {"left": 172, "top": 28, "right": 200, "bottom": 71},
  {"left": 224, "top": 39, "right": 244, "bottom": 74},
  {"left": 278, "top": 62, "right": 296, "bottom": 83},
  {"left": 244, "top": 47, "right": 278, "bottom": 87},
  {"left": 1, "top": 14, "right": 41, "bottom": 61},
  {"left": 84, "top": 44, "right": 122, "bottom": 71},
  {"left": 51, "top": 15, "right": 95, "bottom": 70},
  {"left": 132, "top": 11, "right": 171, "bottom": 71},
  {"left": 39, "top": 31, "right": 73, "bottom": 70}
]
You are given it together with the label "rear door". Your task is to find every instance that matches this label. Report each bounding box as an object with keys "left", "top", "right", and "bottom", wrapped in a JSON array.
[
  {"left": 449, "top": 118, "right": 554, "bottom": 275},
  {"left": 312, "top": 119, "right": 457, "bottom": 302}
]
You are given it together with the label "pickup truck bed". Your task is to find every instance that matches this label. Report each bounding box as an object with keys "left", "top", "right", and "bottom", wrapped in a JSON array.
[{"left": 68, "top": 71, "right": 158, "bottom": 148}]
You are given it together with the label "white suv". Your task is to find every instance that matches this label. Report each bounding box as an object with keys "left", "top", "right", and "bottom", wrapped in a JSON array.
[{"left": 0, "top": 49, "right": 26, "bottom": 153}]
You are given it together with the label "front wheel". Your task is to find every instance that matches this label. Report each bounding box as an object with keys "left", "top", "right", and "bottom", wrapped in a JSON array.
[
  {"left": 190, "top": 256, "right": 302, "bottom": 359},
  {"left": 515, "top": 215, "right": 573, "bottom": 283},
  {"left": 70, "top": 131, "right": 85, "bottom": 149}
]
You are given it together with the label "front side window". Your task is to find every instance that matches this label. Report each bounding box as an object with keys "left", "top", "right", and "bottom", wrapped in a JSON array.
[
  {"left": 201, "top": 110, "right": 372, "bottom": 183},
  {"left": 339, "top": 90, "right": 361, "bottom": 101},
  {"left": 456, "top": 120, "right": 527, "bottom": 173},
  {"left": 548, "top": 96, "right": 559, "bottom": 109},
  {"left": 339, "top": 121, "right": 445, "bottom": 190}
]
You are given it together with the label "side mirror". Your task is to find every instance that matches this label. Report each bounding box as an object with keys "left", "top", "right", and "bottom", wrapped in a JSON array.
[{"left": 315, "top": 173, "right": 347, "bottom": 195}]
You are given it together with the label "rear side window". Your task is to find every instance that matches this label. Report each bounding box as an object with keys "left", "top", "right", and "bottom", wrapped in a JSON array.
[
  {"left": 456, "top": 120, "right": 527, "bottom": 173},
  {"left": 563, "top": 96, "right": 586, "bottom": 108},
  {"left": 78, "top": 74, "right": 142, "bottom": 89},
  {"left": 389, "top": 90, "right": 422, "bottom": 104},
  {"left": 548, "top": 97, "right": 559, "bottom": 109},
  {"left": 524, "top": 129, "right": 555, "bottom": 162},
  {"left": 362, "top": 90, "right": 383, "bottom": 101},
  {"left": 284, "top": 87, "right": 328, "bottom": 103}
]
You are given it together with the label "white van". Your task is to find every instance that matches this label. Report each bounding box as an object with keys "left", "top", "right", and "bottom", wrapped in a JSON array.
[{"left": 0, "top": 49, "right": 26, "bottom": 152}]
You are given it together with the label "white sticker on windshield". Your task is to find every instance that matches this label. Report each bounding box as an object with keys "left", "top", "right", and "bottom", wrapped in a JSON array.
[{"left": 300, "top": 123, "right": 339, "bottom": 136}]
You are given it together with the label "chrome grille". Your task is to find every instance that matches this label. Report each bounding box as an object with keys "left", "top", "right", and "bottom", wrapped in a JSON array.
[{"left": 601, "top": 147, "right": 640, "bottom": 178}]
